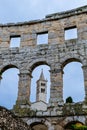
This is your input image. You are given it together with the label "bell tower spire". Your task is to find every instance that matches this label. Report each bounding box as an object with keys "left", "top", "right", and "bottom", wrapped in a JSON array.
[{"left": 39, "top": 69, "right": 45, "bottom": 80}]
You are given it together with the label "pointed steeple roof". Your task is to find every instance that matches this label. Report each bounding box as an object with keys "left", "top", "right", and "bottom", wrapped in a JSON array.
[{"left": 39, "top": 69, "right": 45, "bottom": 80}]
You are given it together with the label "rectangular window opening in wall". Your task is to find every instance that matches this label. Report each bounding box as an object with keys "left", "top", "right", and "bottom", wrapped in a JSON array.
[
  {"left": 37, "top": 32, "right": 48, "bottom": 45},
  {"left": 65, "top": 27, "right": 77, "bottom": 40},
  {"left": 10, "top": 36, "right": 20, "bottom": 48}
]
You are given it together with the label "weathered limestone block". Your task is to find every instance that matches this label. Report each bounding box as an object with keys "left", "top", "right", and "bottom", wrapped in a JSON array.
[
  {"left": 31, "top": 101, "right": 47, "bottom": 111},
  {"left": 50, "top": 68, "right": 63, "bottom": 105},
  {"left": 17, "top": 72, "right": 31, "bottom": 104}
]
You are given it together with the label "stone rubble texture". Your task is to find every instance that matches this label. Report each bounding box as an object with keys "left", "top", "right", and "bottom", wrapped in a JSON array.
[
  {"left": 0, "top": 106, "right": 30, "bottom": 130},
  {"left": 0, "top": 5, "right": 87, "bottom": 130}
]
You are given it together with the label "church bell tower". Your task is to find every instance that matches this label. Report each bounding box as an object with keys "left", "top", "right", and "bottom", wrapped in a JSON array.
[{"left": 36, "top": 70, "right": 47, "bottom": 103}]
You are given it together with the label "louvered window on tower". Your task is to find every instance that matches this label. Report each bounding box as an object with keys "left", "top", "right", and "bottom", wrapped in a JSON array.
[
  {"left": 41, "top": 83, "right": 45, "bottom": 86},
  {"left": 41, "top": 88, "right": 45, "bottom": 93}
]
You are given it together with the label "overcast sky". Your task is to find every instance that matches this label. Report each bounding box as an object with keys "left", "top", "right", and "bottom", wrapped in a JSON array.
[
  {"left": 0, "top": 0, "right": 87, "bottom": 23},
  {"left": 0, "top": 0, "right": 87, "bottom": 109}
]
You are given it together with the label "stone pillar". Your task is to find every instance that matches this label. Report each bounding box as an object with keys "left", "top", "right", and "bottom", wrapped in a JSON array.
[
  {"left": 49, "top": 67, "right": 64, "bottom": 105},
  {"left": 17, "top": 72, "right": 32, "bottom": 104},
  {"left": 82, "top": 66, "right": 87, "bottom": 101}
]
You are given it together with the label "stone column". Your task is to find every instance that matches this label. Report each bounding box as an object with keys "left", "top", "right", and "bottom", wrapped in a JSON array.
[
  {"left": 17, "top": 72, "right": 32, "bottom": 104},
  {"left": 82, "top": 66, "right": 87, "bottom": 101},
  {"left": 49, "top": 67, "right": 64, "bottom": 105}
]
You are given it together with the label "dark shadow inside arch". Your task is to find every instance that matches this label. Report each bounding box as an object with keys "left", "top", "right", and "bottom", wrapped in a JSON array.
[
  {"left": 63, "top": 60, "right": 85, "bottom": 103},
  {"left": 30, "top": 64, "right": 50, "bottom": 103},
  {"left": 0, "top": 65, "right": 19, "bottom": 109},
  {"left": 30, "top": 122, "right": 48, "bottom": 130},
  {"left": 64, "top": 121, "right": 84, "bottom": 129}
]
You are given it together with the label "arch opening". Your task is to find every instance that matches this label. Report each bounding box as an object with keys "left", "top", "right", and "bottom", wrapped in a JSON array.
[
  {"left": 30, "top": 64, "right": 50, "bottom": 103},
  {"left": 63, "top": 61, "right": 85, "bottom": 103},
  {"left": 0, "top": 66, "right": 19, "bottom": 109}
]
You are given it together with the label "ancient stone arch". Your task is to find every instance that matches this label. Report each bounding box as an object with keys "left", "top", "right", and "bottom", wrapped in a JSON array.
[
  {"left": 27, "top": 118, "right": 51, "bottom": 130},
  {"left": 61, "top": 57, "right": 83, "bottom": 68},
  {"left": 0, "top": 5, "right": 87, "bottom": 130},
  {"left": 29, "top": 58, "right": 50, "bottom": 72},
  {"left": 61, "top": 117, "right": 85, "bottom": 127},
  {"left": 0, "top": 64, "right": 19, "bottom": 74}
]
